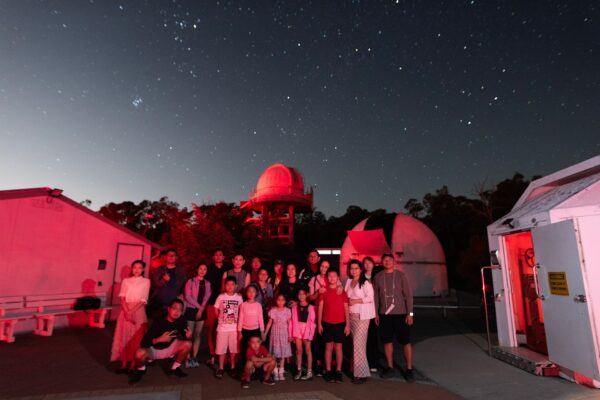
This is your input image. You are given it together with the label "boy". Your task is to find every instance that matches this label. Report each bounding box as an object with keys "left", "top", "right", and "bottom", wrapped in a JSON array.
[
  {"left": 129, "top": 299, "right": 192, "bottom": 384},
  {"left": 241, "top": 336, "right": 277, "bottom": 389},
  {"left": 317, "top": 269, "right": 350, "bottom": 383},
  {"left": 215, "top": 276, "right": 244, "bottom": 378}
]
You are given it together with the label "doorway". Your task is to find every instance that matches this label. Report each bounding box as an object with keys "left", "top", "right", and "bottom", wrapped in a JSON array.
[{"left": 504, "top": 232, "right": 548, "bottom": 354}]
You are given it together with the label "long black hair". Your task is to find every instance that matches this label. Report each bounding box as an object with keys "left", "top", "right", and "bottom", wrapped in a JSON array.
[{"left": 347, "top": 259, "right": 367, "bottom": 288}]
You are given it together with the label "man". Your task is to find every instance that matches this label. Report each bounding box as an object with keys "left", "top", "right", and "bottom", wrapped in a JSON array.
[
  {"left": 373, "top": 253, "right": 415, "bottom": 382},
  {"left": 129, "top": 299, "right": 192, "bottom": 384},
  {"left": 149, "top": 248, "right": 186, "bottom": 317},
  {"left": 298, "top": 249, "right": 320, "bottom": 286},
  {"left": 204, "top": 249, "right": 232, "bottom": 366}
]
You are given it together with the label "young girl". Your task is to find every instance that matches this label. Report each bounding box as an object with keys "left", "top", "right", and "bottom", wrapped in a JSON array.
[
  {"left": 271, "top": 260, "right": 284, "bottom": 295},
  {"left": 183, "top": 263, "right": 211, "bottom": 368},
  {"left": 263, "top": 294, "right": 292, "bottom": 381},
  {"left": 237, "top": 285, "right": 265, "bottom": 371},
  {"left": 111, "top": 260, "right": 150, "bottom": 373},
  {"left": 289, "top": 289, "right": 316, "bottom": 380}
]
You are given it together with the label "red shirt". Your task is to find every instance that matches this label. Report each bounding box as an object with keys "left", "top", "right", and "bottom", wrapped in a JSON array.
[
  {"left": 319, "top": 286, "right": 348, "bottom": 324},
  {"left": 246, "top": 345, "right": 269, "bottom": 362}
]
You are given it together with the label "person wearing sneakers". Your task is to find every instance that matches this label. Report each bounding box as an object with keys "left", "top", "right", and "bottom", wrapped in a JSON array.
[
  {"left": 318, "top": 269, "right": 350, "bottom": 384},
  {"left": 129, "top": 299, "right": 192, "bottom": 384},
  {"left": 373, "top": 253, "right": 415, "bottom": 382},
  {"left": 240, "top": 336, "right": 277, "bottom": 389},
  {"left": 263, "top": 293, "right": 292, "bottom": 381},
  {"left": 289, "top": 288, "right": 316, "bottom": 381},
  {"left": 214, "top": 276, "right": 244, "bottom": 379}
]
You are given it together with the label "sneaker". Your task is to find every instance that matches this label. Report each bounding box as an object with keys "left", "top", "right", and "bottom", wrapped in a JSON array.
[
  {"left": 369, "top": 367, "right": 379, "bottom": 373},
  {"left": 334, "top": 370, "right": 343, "bottom": 383},
  {"left": 167, "top": 367, "right": 188, "bottom": 378},
  {"left": 206, "top": 356, "right": 215, "bottom": 367},
  {"left": 405, "top": 368, "right": 415, "bottom": 383},
  {"left": 278, "top": 369, "right": 286, "bottom": 381},
  {"left": 315, "top": 365, "right": 323, "bottom": 377},
  {"left": 325, "top": 370, "right": 335, "bottom": 383},
  {"left": 352, "top": 376, "right": 366, "bottom": 384},
  {"left": 241, "top": 380, "right": 250, "bottom": 389},
  {"left": 262, "top": 377, "right": 276, "bottom": 386},
  {"left": 185, "top": 359, "right": 194, "bottom": 369},
  {"left": 128, "top": 369, "right": 145, "bottom": 384},
  {"left": 301, "top": 370, "right": 313, "bottom": 380},
  {"left": 215, "top": 369, "right": 225, "bottom": 379},
  {"left": 380, "top": 367, "right": 395, "bottom": 379},
  {"left": 294, "top": 370, "right": 303, "bottom": 381},
  {"left": 115, "top": 367, "right": 129, "bottom": 375}
]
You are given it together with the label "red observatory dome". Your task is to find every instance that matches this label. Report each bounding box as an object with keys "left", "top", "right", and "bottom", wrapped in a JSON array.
[
  {"left": 241, "top": 163, "right": 313, "bottom": 243},
  {"left": 247, "top": 163, "right": 313, "bottom": 208}
]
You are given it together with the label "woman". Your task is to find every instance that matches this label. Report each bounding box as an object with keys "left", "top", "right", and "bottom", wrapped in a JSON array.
[
  {"left": 183, "top": 262, "right": 211, "bottom": 368},
  {"left": 363, "top": 256, "right": 381, "bottom": 372},
  {"left": 253, "top": 267, "right": 274, "bottom": 312},
  {"left": 111, "top": 259, "right": 151, "bottom": 373},
  {"left": 308, "top": 260, "right": 331, "bottom": 303},
  {"left": 249, "top": 257, "right": 262, "bottom": 283},
  {"left": 271, "top": 260, "right": 284, "bottom": 295},
  {"left": 345, "top": 259, "right": 376, "bottom": 384},
  {"left": 278, "top": 263, "right": 301, "bottom": 307}
]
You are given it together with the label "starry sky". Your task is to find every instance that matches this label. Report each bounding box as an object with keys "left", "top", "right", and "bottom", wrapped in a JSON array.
[{"left": 1, "top": 1, "right": 598, "bottom": 216}]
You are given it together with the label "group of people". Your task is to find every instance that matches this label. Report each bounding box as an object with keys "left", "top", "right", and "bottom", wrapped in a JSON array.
[{"left": 110, "top": 248, "right": 415, "bottom": 389}]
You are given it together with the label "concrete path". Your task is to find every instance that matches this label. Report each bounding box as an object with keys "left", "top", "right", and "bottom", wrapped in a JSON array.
[{"left": 413, "top": 333, "right": 600, "bottom": 400}]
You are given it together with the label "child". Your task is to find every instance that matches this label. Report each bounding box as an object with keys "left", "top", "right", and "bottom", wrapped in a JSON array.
[
  {"left": 318, "top": 269, "right": 350, "bottom": 383},
  {"left": 237, "top": 285, "right": 265, "bottom": 371},
  {"left": 263, "top": 293, "right": 292, "bottom": 381},
  {"left": 214, "top": 276, "right": 243, "bottom": 378},
  {"left": 241, "top": 336, "right": 277, "bottom": 389},
  {"left": 290, "top": 288, "right": 316, "bottom": 380}
]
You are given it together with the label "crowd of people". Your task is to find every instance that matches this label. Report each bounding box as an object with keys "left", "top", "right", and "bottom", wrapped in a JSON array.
[{"left": 110, "top": 248, "right": 414, "bottom": 389}]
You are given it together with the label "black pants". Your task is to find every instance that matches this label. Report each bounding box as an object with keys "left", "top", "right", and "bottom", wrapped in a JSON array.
[
  {"left": 366, "top": 318, "right": 380, "bottom": 369},
  {"left": 237, "top": 328, "right": 261, "bottom": 371}
]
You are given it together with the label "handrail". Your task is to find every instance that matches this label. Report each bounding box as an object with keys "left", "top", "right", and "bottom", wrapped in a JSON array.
[{"left": 481, "top": 265, "right": 500, "bottom": 356}]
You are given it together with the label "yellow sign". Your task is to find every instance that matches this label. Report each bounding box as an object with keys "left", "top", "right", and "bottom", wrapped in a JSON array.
[{"left": 548, "top": 272, "right": 569, "bottom": 296}]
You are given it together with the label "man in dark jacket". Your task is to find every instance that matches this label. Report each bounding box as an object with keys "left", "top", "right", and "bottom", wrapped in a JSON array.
[{"left": 149, "top": 248, "right": 186, "bottom": 317}]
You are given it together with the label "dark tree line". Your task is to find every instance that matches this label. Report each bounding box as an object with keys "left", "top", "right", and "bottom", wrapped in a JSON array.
[{"left": 98, "top": 172, "right": 535, "bottom": 292}]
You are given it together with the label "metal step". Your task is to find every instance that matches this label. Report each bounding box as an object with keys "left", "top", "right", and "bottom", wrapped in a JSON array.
[{"left": 492, "top": 346, "right": 560, "bottom": 376}]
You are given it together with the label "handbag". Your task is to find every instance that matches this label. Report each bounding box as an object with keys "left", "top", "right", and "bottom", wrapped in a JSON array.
[{"left": 74, "top": 296, "right": 101, "bottom": 311}]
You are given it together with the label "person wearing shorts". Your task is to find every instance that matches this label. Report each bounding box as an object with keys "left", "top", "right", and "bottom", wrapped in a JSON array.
[
  {"left": 317, "top": 269, "right": 350, "bottom": 383},
  {"left": 240, "top": 336, "right": 276, "bottom": 389},
  {"left": 128, "top": 299, "right": 192, "bottom": 384},
  {"left": 373, "top": 253, "right": 414, "bottom": 382},
  {"left": 214, "top": 276, "right": 243, "bottom": 378}
]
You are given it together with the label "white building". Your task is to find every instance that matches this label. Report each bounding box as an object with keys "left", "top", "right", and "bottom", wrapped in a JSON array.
[
  {"left": 487, "top": 156, "right": 600, "bottom": 386},
  {"left": 0, "top": 188, "right": 160, "bottom": 334}
]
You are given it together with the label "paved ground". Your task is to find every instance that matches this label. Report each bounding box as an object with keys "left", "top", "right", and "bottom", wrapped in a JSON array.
[
  {"left": 2, "top": 306, "right": 599, "bottom": 400},
  {"left": 0, "top": 313, "right": 461, "bottom": 400}
]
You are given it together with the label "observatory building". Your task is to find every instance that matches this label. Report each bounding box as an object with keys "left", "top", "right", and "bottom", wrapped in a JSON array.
[
  {"left": 340, "top": 212, "right": 448, "bottom": 297},
  {"left": 487, "top": 155, "right": 600, "bottom": 386},
  {"left": 241, "top": 163, "right": 313, "bottom": 243}
]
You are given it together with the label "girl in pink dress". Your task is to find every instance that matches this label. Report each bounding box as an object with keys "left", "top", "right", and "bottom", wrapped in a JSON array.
[{"left": 289, "top": 288, "right": 316, "bottom": 380}]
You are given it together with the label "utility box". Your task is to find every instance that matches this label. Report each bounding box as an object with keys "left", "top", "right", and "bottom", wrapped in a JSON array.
[{"left": 487, "top": 155, "right": 600, "bottom": 387}]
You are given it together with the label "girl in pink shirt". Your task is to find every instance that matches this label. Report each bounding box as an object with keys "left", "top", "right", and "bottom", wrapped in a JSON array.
[{"left": 236, "top": 285, "right": 265, "bottom": 372}]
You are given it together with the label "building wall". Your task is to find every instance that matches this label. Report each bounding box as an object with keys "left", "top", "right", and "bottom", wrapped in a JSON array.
[{"left": 0, "top": 196, "right": 151, "bottom": 309}]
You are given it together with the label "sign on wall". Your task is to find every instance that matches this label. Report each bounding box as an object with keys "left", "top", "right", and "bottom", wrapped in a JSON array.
[{"left": 548, "top": 271, "right": 569, "bottom": 296}]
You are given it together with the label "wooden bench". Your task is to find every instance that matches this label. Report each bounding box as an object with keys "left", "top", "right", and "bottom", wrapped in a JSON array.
[
  {"left": 0, "top": 296, "right": 27, "bottom": 343},
  {"left": 26, "top": 293, "right": 112, "bottom": 337}
]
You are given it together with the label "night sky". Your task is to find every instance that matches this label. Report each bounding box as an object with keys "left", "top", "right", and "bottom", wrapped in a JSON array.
[{"left": 1, "top": 1, "right": 598, "bottom": 216}]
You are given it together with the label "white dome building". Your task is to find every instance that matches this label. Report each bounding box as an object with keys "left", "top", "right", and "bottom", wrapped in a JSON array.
[{"left": 340, "top": 213, "right": 448, "bottom": 297}]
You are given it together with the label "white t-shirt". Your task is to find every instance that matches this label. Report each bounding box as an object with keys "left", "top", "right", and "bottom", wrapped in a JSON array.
[
  {"left": 119, "top": 276, "right": 150, "bottom": 304},
  {"left": 215, "top": 293, "right": 243, "bottom": 332}
]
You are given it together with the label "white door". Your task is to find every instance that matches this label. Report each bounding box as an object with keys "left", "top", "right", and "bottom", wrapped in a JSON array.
[
  {"left": 111, "top": 243, "right": 145, "bottom": 306},
  {"left": 532, "top": 219, "right": 599, "bottom": 379}
]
